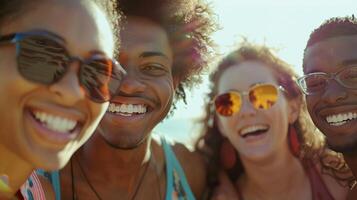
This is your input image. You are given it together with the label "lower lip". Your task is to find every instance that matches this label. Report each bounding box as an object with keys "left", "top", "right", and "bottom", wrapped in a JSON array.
[
  {"left": 106, "top": 111, "right": 147, "bottom": 122},
  {"left": 241, "top": 131, "right": 268, "bottom": 143},
  {"left": 25, "top": 109, "right": 78, "bottom": 145}
]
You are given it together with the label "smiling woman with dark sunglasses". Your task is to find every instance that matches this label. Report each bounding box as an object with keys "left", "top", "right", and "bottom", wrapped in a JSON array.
[
  {"left": 0, "top": 0, "right": 124, "bottom": 199},
  {"left": 196, "top": 42, "right": 352, "bottom": 200}
]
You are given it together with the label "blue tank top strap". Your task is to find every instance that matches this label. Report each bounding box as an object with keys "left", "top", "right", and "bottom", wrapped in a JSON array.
[
  {"left": 36, "top": 169, "right": 61, "bottom": 200},
  {"left": 161, "top": 137, "right": 195, "bottom": 200}
]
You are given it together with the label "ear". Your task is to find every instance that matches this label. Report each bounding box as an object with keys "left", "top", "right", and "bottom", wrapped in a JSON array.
[{"left": 287, "top": 97, "right": 301, "bottom": 124}]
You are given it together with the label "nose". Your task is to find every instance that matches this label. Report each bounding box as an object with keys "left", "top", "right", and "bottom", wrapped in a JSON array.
[
  {"left": 321, "top": 80, "right": 347, "bottom": 104},
  {"left": 117, "top": 70, "right": 146, "bottom": 95},
  {"left": 49, "top": 62, "right": 86, "bottom": 105},
  {"left": 238, "top": 95, "right": 257, "bottom": 118}
]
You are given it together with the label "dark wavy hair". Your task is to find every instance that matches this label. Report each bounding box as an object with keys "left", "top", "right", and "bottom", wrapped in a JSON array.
[
  {"left": 303, "top": 15, "right": 357, "bottom": 72},
  {"left": 118, "top": 0, "right": 218, "bottom": 110},
  {"left": 196, "top": 41, "right": 353, "bottom": 198},
  {"left": 0, "top": 0, "right": 120, "bottom": 54}
]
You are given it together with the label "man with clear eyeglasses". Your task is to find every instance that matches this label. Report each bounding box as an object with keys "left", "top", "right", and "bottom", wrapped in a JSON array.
[{"left": 297, "top": 15, "right": 357, "bottom": 200}]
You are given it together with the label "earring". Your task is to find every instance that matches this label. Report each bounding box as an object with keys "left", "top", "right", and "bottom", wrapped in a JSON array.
[
  {"left": 220, "top": 139, "right": 237, "bottom": 170},
  {"left": 208, "top": 104, "right": 215, "bottom": 128},
  {"left": 288, "top": 125, "right": 300, "bottom": 157}
]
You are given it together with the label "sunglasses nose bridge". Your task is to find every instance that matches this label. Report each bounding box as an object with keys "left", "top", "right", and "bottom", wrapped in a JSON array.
[
  {"left": 48, "top": 66, "right": 86, "bottom": 105},
  {"left": 239, "top": 91, "right": 257, "bottom": 116}
]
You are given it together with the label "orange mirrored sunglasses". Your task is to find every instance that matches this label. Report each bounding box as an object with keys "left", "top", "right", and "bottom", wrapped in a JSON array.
[{"left": 213, "top": 84, "right": 285, "bottom": 117}]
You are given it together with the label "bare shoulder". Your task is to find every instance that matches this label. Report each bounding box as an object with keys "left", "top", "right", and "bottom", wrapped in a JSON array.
[
  {"left": 314, "top": 161, "right": 349, "bottom": 200},
  {"left": 171, "top": 142, "right": 207, "bottom": 199},
  {"left": 37, "top": 174, "right": 55, "bottom": 200}
]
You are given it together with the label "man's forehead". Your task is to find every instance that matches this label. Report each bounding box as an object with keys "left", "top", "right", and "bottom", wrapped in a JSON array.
[{"left": 304, "top": 35, "right": 357, "bottom": 73}]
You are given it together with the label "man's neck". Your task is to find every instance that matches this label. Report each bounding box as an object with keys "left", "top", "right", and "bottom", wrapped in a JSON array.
[
  {"left": 0, "top": 145, "right": 33, "bottom": 198},
  {"left": 77, "top": 132, "right": 152, "bottom": 183}
]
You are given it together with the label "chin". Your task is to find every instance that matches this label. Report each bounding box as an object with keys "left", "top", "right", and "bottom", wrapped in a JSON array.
[
  {"left": 327, "top": 139, "right": 357, "bottom": 155},
  {"left": 31, "top": 157, "right": 62, "bottom": 171},
  {"left": 30, "top": 149, "right": 73, "bottom": 170},
  {"left": 103, "top": 134, "right": 148, "bottom": 150},
  {"left": 240, "top": 149, "right": 273, "bottom": 161}
]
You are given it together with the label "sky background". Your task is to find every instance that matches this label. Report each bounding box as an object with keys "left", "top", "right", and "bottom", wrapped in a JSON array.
[{"left": 153, "top": 0, "right": 356, "bottom": 147}]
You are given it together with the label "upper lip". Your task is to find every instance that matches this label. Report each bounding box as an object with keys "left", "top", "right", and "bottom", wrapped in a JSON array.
[
  {"left": 27, "top": 103, "right": 86, "bottom": 124},
  {"left": 110, "top": 96, "right": 155, "bottom": 108},
  {"left": 238, "top": 123, "right": 269, "bottom": 136},
  {"left": 316, "top": 103, "right": 357, "bottom": 117}
]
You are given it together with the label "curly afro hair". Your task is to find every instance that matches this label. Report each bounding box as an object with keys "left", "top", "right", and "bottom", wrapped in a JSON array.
[{"left": 117, "top": 0, "right": 218, "bottom": 110}]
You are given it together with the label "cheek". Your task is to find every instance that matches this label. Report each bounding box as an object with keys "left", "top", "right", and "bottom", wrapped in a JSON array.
[
  {"left": 268, "top": 101, "right": 289, "bottom": 133},
  {"left": 87, "top": 101, "right": 108, "bottom": 122},
  {"left": 0, "top": 60, "right": 38, "bottom": 110},
  {"left": 217, "top": 115, "right": 236, "bottom": 137},
  {"left": 157, "top": 78, "right": 175, "bottom": 107},
  {"left": 305, "top": 96, "right": 317, "bottom": 117},
  {"left": 81, "top": 101, "right": 108, "bottom": 141}
]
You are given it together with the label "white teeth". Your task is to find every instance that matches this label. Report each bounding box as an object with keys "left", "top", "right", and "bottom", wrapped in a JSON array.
[
  {"left": 108, "top": 103, "right": 147, "bottom": 115},
  {"left": 326, "top": 112, "right": 357, "bottom": 126},
  {"left": 240, "top": 125, "right": 268, "bottom": 136},
  {"left": 34, "top": 111, "right": 77, "bottom": 133}
]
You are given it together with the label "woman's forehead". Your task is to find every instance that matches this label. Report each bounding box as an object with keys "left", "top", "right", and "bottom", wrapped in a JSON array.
[{"left": 219, "top": 61, "right": 277, "bottom": 88}]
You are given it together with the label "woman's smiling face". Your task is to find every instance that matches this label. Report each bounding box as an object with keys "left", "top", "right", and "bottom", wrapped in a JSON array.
[
  {"left": 0, "top": 0, "right": 115, "bottom": 170},
  {"left": 216, "top": 61, "right": 295, "bottom": 161}
]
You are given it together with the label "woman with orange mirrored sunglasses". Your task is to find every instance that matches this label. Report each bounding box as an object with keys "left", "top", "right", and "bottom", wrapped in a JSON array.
[{"left": 196, "top": 42, "right": 352, "bottom": 200}]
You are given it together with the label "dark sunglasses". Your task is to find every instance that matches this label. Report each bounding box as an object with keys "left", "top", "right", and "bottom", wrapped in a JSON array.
[
  {"left": 297, "top": 66, "right": 357, "bottom": 95},
  {"left": 0, "top": 30, "right": 126, "bottom": 103},
  {"left": 214, "top": 83, "right": 284, "bottom": 117}
]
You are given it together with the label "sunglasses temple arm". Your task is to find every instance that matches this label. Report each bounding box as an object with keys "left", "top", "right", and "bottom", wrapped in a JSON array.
[{"left": 0, "top": 34, "right": 16, "bottom": 44}]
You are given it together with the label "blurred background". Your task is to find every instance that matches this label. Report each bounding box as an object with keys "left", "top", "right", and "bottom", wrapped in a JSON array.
[{"left": 153, "top": 0, "right": 356, "bottom": 148}]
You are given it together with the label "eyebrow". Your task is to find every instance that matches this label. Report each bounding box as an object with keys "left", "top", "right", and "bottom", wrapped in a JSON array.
[{"left": 139, "top": 51, "right": 168, "bottom": 59}]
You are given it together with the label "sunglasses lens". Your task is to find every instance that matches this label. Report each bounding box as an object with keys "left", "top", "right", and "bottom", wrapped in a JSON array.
[
  {"left": 81, "top": 58, "right": 124, "bottom": 103},
  {"left": 15, "top": 33, "right": 124, "bottom": 103},
  {"left": 17, "top": 35, "right": 67, "bottom": 84},
  {"left": 215, "top": 92, "right": 242, "bottom": 116},
  {"left": 249, "top": 84, "right": 278, "bottom": 110}
]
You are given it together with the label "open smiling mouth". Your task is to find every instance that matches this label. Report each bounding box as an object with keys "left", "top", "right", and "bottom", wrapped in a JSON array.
[
  {"left": 107, "top": 103, "right": 148, "bottom": 116},
  {"left": 31, "top": 110, "right": 79, "bottom": 134},
  {"left": 325, "top": 112, "right": 357, "bottom": 126},
  {"left": 240, "top": 125, "right": 269, "bottom": 138}
]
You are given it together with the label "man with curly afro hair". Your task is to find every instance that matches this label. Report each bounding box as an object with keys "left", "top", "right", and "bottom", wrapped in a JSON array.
[
  {"left": 45, "top": 0, "right": 218, "bottom": 199},
  {"left": 299, "top": 15, "right": 357, "bottom": 199}
]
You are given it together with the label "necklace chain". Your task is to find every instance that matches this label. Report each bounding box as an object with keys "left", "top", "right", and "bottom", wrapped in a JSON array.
[
  {"left": 74, "top": 154, "right": 151, "bottom": 200},
  {"left": 350, "top": 180, "right": 357, "bottom": 191}
]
